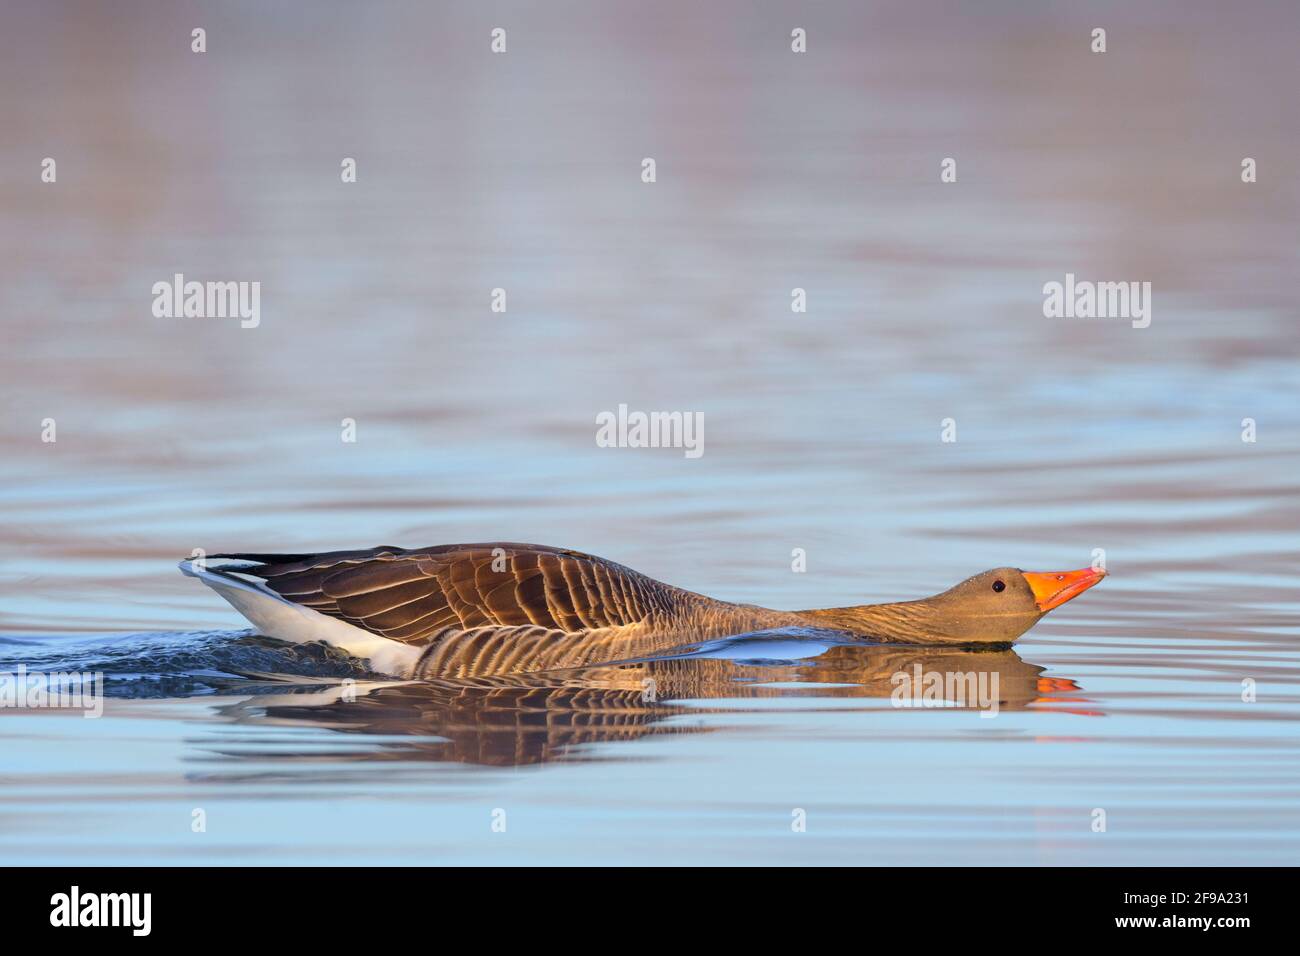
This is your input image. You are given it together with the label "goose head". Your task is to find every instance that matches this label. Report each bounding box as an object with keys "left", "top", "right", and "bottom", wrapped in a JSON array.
[
  {"left": 918, "top": 566, "right": 1108, "bottom": 643},
  {"left": 800, "top": 566, "right": 1107, "bottom": 644}
]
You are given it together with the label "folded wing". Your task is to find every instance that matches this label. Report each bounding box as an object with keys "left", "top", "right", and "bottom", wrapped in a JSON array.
[{"left": 211, "top": 542, "right": 689, "bottom": 645}]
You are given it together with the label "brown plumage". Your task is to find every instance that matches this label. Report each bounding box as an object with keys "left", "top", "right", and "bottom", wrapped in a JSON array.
[{"left": 195, "top": 542, "right": 1106, "bottom": 678}]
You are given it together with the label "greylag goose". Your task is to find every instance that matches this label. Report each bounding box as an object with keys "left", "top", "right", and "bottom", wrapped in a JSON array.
[{"left": 180, "top": 542, "right": 1105, "bottom": 678}]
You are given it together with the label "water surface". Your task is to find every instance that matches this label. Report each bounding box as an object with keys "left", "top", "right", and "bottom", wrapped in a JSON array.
[{"left": 1, "top": 0, "right": 1298, "bottom": 865}]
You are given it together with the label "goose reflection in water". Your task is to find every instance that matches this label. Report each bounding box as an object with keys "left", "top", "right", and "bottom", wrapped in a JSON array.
[{"left": 199, "top": 643, "right": 1090, "bottom": 768}]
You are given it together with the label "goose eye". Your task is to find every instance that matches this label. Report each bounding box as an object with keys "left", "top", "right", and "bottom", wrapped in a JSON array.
[{"left": 992, "top": 580, "right": 1006, "bottom": 593}]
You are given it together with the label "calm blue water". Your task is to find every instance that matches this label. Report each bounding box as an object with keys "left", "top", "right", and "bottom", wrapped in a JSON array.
[{"left": 1, "top": 0, "right": 1298, "bottom": 865}]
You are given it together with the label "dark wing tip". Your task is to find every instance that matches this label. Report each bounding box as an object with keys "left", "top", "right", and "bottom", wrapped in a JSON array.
[{"left": 205, "top": 553, "right": 319, "bottom": 565}]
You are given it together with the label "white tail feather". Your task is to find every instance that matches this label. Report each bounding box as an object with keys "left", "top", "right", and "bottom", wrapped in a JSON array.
[{"left": 179, "top": 560, "right": 420, "bottom": 677}]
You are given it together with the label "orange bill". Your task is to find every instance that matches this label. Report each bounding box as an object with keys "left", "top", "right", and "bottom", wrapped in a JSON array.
[{"left": 1021, "top": 567, "right": 1107, "bottom": 612}]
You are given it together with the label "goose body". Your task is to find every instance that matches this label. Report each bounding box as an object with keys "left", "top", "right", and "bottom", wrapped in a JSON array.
[{"left": 180, "top": 542, "right": 1105, "bottom": 678}]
